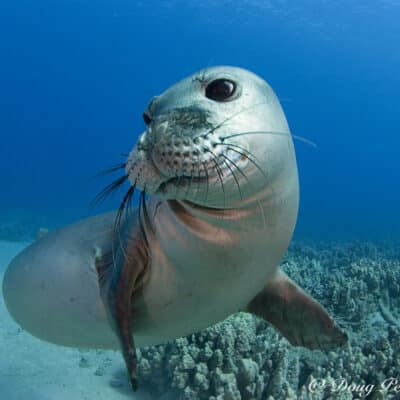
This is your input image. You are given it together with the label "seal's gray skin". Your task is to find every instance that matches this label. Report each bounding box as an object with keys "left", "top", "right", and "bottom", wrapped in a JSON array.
[{"left": 3, "top": 66, "right": 347, "bottom": 390}]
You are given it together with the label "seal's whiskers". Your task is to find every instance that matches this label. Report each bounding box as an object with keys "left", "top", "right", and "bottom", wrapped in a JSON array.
[
  {"left": 206, "top": 147, "right": 243, "bottom": 201},
  {"left": 220, "top": 152, "right": 249, "bottom": 199},
  {"left": 191, "top": 101, "right": 269, "bottom": 142},
  {"left": 222, "top": 157, "right": 243, "bottom": 200},
  {"left": 194, "top": 163, "right": 203, "bottom": 201},
  {"left": 202, "top": 161, "right": 210, "bottom": 203},
  {"left": 91, "top": 175, "right": 129, "bottom": 208},
  {"left": 292, "top": 134, "right": 317, "bottom": 148},
  {"left": 211, "top": 156, "right": 226, "bottom": 208},
  {"left": 184, "top": 167, "right": 195, "bottom": 198},
  {"left": 219, "top": 143, "right": 268, "bottom": 181},
  {"left": 221, "top": 153, "right": 248, "bottom": 182},
  {"left": 113, "top": 184, "right": 136, "bottom": 265},
  {"left": 224, "top": 130, "right": 317, "bottom": 148},
  {"left": 138, "top": 190, "right": 152, "bottom": 252},
  {"left": 95, "top": 162, "right": 127, "bottom": 177},
  {"left": 223, "top": 130, "right": 291, "bottom": 140}
]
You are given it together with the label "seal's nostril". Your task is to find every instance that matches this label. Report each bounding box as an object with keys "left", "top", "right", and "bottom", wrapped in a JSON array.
[{"left": 143, "top": 112, "right": 152, "bottom": 125}]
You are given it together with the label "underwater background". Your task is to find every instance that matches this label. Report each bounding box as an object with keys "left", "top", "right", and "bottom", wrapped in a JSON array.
[
  {"left": 1, "top": 1, "right": 400, "bottom": 400},
  {"left": 1, "top": 0, "right": 399, "bottom": 241}
]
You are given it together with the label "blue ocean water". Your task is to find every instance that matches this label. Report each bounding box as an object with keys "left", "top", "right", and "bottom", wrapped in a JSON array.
[
  {"left": 0, "top": 0, "right": 399, "bottom": 241},
  {"left": 2, "top": 3, "right": 400, "bottom": 399}
]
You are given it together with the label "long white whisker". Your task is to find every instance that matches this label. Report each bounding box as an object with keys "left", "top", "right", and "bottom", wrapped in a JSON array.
[
  {"left": 292, "top": 135, "right": 318, "bottom": 148},
  {"left": 223, "top": 130, "right": 317, "bottom": 148},
  {"left": 193, "top": 102, "right": 268, "bottom": 141},
  {"left": 223, "top": 130, "right": 290, "bottom": 140}
]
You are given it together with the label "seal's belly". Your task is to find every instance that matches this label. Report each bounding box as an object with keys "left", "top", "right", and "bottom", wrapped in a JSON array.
[{"left": 133, "top": 238, "right": 282, "bottom": 346}]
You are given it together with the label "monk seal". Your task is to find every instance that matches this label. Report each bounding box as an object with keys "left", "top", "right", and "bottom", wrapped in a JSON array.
[{"left": 2, "top": 66, "right": 347, "bottom": 390}]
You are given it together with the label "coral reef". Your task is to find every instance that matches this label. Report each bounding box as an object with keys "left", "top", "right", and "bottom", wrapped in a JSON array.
[{"left": 136, "top": 242, "right": 400, "bottom": 399}]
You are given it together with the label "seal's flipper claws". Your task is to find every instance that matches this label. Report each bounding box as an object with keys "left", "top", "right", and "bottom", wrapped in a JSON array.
[{"left": 246, "top": 270, "right": 348, "bottom": 351}]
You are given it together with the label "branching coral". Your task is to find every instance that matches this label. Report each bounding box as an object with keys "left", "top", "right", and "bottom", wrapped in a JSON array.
[{"left": 136, "top": 242, "right": 400, "bottom": 399}]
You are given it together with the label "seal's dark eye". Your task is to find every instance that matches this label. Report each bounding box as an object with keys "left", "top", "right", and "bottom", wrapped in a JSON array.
[
  {"left": 142, "top": 112, "right": 152, "bottom": 125},
  {"left": 205, "top": 79, "right": 236, "bottom": 102}
]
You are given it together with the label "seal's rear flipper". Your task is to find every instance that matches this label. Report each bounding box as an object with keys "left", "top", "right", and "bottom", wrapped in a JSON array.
[
  {"left": 246, "top": 271, "right": 348, "bottom": 350},
  {"left": 96, "top": 234, "right": 148, "bottom": 391}
]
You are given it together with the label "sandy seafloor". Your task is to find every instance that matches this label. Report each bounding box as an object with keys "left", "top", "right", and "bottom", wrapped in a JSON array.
[
  {"left": 1, "top": 236, "right": 400, "bottom": 400},
  {"left": 0, "top": 240, "right": 161, "bottom": 400}
]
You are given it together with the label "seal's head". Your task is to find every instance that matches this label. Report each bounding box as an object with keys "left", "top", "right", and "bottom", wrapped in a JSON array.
[{"left": 125, "top": 66, "right": 295, "bottom": 208}]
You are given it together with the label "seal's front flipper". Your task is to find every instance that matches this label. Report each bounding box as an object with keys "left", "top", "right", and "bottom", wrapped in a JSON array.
[
  {"left": 96, "top": 234, "right": 148, "bottom": 391},
  {"left": 246, "top": 271, "right": 348, "bottom": 350}
]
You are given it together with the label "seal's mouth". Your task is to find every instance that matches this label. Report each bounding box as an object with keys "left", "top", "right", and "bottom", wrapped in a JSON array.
[{"left": 156, "top": 175, "right": 208, "bottom": 194}]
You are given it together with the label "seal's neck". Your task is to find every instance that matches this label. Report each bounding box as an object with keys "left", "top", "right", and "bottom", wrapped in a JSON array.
[
  {"left": 165, "top": 196, "right": 268, "bottom": 232},
  {"left": 161, "top": 167, "right": 298, "bottom": 235}
]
